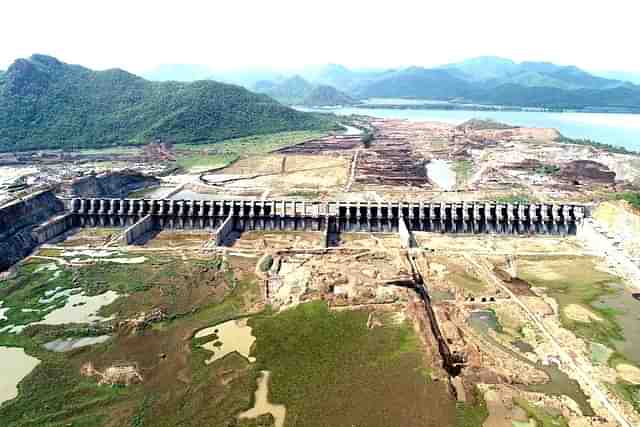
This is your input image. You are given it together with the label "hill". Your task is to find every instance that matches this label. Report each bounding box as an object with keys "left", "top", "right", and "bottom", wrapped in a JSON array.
[
  {"left": 302, "top": 85, "right": 356, "bottom": 106},
  {"left": 351, "top": 57, "right": 640, "bottom": 110},
  {"left": 0, "top": 55, "right": 335, "bottom": 152},
  {"left": 254, "top": 75, "right": 356, "bottom": 106}
]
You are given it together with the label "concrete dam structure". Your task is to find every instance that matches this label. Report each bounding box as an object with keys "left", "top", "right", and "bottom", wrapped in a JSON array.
[{"left": 64, "top": 198, "right": 586, "bottom": 236}]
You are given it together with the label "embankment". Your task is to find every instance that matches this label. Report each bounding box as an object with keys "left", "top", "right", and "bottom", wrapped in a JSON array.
[
  {"left": 63, "top": 171, "right": 160, "bottom": 198},
  {"left": 0, "top": 190, "right": 65, "bottom": 271}
]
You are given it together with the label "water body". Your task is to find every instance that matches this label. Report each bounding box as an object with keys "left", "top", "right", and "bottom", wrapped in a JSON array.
[
  {"left": 297, "top": 105, "right": 640, "bottom": 151},
  {"left": 238, "top": 370, "right": 286, "bottom": 427},
  {"left": 468, "top": 310, "right": 594, "bottom": 416},
  {"left": 43, "top": 335, "right": 111, "bottom": 352},
  {"left": 426, "top": 159, "right": 456, "bottom": 191},
  {"left": 0, "top": 347, "right": 40, "bottom": 405},
  {"left": 195, "top": 318, "right": 257, "bottom": 364}
]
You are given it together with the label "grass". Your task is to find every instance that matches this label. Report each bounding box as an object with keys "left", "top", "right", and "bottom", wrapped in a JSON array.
[
  {"left": 517, "top": 257, "right": 624, "bottom": 348},
  {"left": 609, "top": 382, "right": 640, "bottom": 414},
  {"left": 0, "top": 252, "right": 263, "bottom": 427},
  {"left": 176, "top": 152, "right": 240, "bottom": 171},
  {"left": 612, "top": 192, "right": 640, "bottom": 210},
  {"left": 175, "top": 130, "right": 326, "bottom": 155},
  {"left": 493, "top": 194, "right": 532, "bottom": 204},
  {"left": 249, "top": 302, "right": 456, "bottom": 427},
  {"left": 453, "top": 160, "right": 473, "bottom": 186},
  {"left": 514, "top": 397, "right": 568, "bottom": 427},
  {"left": 455, "top": 386, "right": 489, "bottom": 427}
]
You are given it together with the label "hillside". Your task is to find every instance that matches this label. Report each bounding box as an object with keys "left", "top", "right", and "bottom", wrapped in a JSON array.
[
  {"left": 351, "top": 57, "right": 640, "bottom": 110},
  {"left": 254, "top": 75, "right": 355, "bottom": 106},
  {"left": 302, "top": 85, "right": 356, "bottom": 106},
  {"left": 0, "top": 55, "right": 334, "bottom": 152}
]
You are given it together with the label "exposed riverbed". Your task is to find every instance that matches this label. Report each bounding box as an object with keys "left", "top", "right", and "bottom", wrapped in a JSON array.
[{"left": 0, "top": 347, "right": 40, "bottom": 405}]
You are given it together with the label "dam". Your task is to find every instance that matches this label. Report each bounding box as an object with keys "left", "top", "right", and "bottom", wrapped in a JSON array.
[{"left": 64, "top": 198, "right": 585, "bottom": 236}]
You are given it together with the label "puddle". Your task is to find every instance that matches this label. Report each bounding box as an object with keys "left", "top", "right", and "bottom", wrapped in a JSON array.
[
  {"left": 35, "top": 290, "right": 120, "bottom": 325},
  {"left": 0, "top": 346, "right": 40, "bottom": 405},
  {"left": 0, "top": 301, "right": 8, "bottom": 321},
  {"left": 238, "top": 370, "right": 286, "bottom": 427},
  {"left": 195, "top": 318, "right": 256, "bottom": 364},
  {"left": 426, "top": 159, "right": 456, "bottom": 191},
  {"left": 43, "top": 335, "right": 111, "bottom": 352},
  {"left": 468, "top": 310, "right": 594, "bottom": 416},
  {"left": 512, "top": 340, "right": 534, "bottom": 354}
]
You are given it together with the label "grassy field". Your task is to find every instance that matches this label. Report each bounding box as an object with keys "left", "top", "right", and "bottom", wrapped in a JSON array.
[
  {"left": 513, "top": 397, "right": 568, "bottom": 427},
  {"left": 517, "top": 256, "right": 624, "bottom": 348},
  {"left": 453, "top": 160, "right": 473, "bottom": 187},
  {"left": 0, "top": 251, "right": 264, "bottom": 427},
  {"left": 249, "top": 302, "right": 456, "bottom": 427},
  {"left": 173, "top": 131, "right": 326, "bottom": 172}
]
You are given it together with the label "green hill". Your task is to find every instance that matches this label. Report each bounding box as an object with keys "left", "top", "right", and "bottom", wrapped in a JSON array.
[
  {"left": 302, "top": 85, "right": 356, "bottom": 106},
  {"left": 0, "top": 55, "right": 335, "bottom": 152},
  {"left": 254, "top": 75, "right": 355, "bottom": 106}
]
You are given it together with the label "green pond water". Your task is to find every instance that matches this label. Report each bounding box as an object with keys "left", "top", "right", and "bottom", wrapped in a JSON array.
[{"left": 468, "top": 310, "right": 594, "bottom": 416}]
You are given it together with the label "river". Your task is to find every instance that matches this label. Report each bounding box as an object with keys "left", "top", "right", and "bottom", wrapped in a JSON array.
[{"left": 298, "top": 105, "right": 640, "bottom": 151}]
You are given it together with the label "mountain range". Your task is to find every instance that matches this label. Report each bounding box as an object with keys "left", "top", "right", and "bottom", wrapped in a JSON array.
[
  {"left": 0, "top": 55, "right": 333, "bottom": 152},
  {"left": 142, "top": 57, "right": 640, "bottom": 110},
  {"left": 253, "top": 75, "right": 356, "bottom": 106}
]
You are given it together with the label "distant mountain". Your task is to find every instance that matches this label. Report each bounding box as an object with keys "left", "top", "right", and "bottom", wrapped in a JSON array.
[
  {"left": 254, "top": 75, "right": 356, "bottom": 106},
  {"left": 208, "top": 69, "right": 287, "bottom": 89},
  {"left": 303, "top": 85, "right": 356, "bottom": 106},
  {"left": 299, "top": 64, "right": 392, "bottom": 92},
  {"left": 141, "top": 64, "right": 214, "bottom": 82},
  {"left": 442, "top": 56, "right": 519, "bottom": 81},
  {"left": 592, "top": 70, "right": 640, "bottom": 85},
  {"left": 349, "top": 57, "right": 640, "bottom": 110},
  {"left": 0, "top": 55, "right": 334, "bottom": 152}
]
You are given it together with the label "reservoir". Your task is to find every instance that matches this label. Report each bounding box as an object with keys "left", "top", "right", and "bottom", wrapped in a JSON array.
[{"left": 298, "top": 105, "right": 640, "bottom": 151}]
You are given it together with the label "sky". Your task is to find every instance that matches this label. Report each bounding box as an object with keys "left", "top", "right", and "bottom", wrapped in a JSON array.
[{"left": 1, "top": 0, "right": 639, "bottom": 74}]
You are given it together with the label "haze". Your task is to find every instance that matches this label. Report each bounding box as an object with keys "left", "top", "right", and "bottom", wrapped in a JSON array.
[{"left": 1, "top": 0, "right": 639, "bottom": 74}]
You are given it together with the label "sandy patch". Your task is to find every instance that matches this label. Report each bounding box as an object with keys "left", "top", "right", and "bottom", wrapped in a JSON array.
[
  {"left": 616, "top": 363, "right": 640, "bottom": 384},
  {"left": 195, "top": 318, "right": 256, "bottom": 364},
  {"left": 238, "top": 371, "right": 286, "bottom": 427},
  {"left": 36, "top": 290, "right": 120, "bottom": 325},
  {"left": 0, "top": 347, "right": 40, "bottom": 404},
  {"left": 564, "top": 304, "right": 602, "bottom": 323}
]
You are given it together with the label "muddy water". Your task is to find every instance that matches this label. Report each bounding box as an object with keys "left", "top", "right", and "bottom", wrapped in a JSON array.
[
  {"left": 36, "top": 290, "right": 120, "bottom": 325},
  {"left": 426, "top": 159, "right": 456, "bottom": 191},
  {"left": 593, "top": 283, "right": 640, "bottom": 366},
  {"left": 195, "top": 318, "right": 256, "bottom": 364},
  {"left": 43, "top": 335, "right": 111, "bottom": 352},
  {"left": 0, "top": 347, "right": 40, "bottom": 404},
  {"left": 468, "top": 310, "right": 594, "bottom": 416},
  {"left": 238, "top": 370, "right": 286, "bottom": 427}
]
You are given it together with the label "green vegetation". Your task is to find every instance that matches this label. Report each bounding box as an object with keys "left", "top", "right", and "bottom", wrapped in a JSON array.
[
  {"left": 518, "top": 257, "right": 624, "bottom": 348},
  {"left": 555, "top": 134, "right": 638, "bottom": 155},
  {"left": 456, "top": 118, "right": 516, "bottom": 131},
  {"left": 493, "top": 194, "right": 531, "bottom": 203},
  {"left": 514, "top": 397, "right": 569, "bottom": 427},
  {"left": 176, "top": 153, "right": 240, "bottom": 171},
  {"left": 609, "top": 382, "right": 640, "bottom": 413},
  {"left": 258, "top": 255, "right": 273, "bottom": 273},
  {"left": 613, "top": 192, "right": 640, "bottom": 209},
  {"left": 453, "top": 160, "right": 473, "bottom": 185},
  {"left": 455, "top": 386, "right": 489, "bottom": 427},
  {"left": 0, "top": 55, "right": 336, "bottom": 152},
  {"left": 361, "top": 131, "right": 375, "bottom": 148},
  {"left": 250, "top": 302, "right": 455, "bottom": 427},
  {"left": 254, "top": 75, "right": 355, "bottom": 106},
  {"left": 535, "top": 164, "right": 561, "bottom": 175}
]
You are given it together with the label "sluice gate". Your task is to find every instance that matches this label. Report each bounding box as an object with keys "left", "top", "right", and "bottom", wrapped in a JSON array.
[{"left": 63, "top": 198, "right": 586, "bottom": 236}]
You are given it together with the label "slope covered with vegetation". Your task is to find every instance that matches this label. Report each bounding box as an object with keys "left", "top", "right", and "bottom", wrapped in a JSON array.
[
  {"left": 254, "top": 75, "right": 356, "bottom": 106},
  {"left": 0, "top": 55, "right": 335, "bottom": 152}
]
